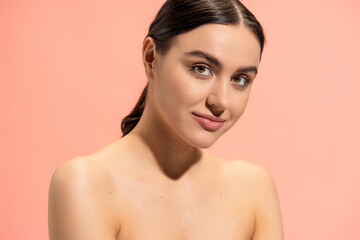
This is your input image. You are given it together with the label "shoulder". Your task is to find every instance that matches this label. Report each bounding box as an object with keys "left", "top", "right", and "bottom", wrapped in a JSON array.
[
  {"left": 221, "top": 159, "right": 273, "bottom": 183},
  {"left": 222, "top": 159, "right": 280, "bottom": 207},
  {"left": 224, "top": 159, "right": 284, "bottom": 240},
  {"left": 49, "top": 156, "right": 117, "bottom": 209},
  {"left": 50, "top": 156, "right": 113, "bottom": 193},
  {"left": 48, "top": 156, "right": 119, "bottom": 239}
]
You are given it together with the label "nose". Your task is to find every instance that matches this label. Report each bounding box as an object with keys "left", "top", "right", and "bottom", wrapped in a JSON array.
[{"left": 206, "top": 78, "right": 230, "bottom": 111}]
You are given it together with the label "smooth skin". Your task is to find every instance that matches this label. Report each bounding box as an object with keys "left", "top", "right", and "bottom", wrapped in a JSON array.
[{"left": 48, "top": 23, "right": 284, "bottom": 240}]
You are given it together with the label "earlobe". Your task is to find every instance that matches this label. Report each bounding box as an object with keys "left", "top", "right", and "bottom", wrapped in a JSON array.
[{"left": 142, "top": 37, "right": 158, "bottom": 80}]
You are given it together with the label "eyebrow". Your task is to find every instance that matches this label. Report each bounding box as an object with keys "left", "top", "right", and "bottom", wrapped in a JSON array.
[{"left": 184, "top": 50, "right": 258, "bottom": 75}]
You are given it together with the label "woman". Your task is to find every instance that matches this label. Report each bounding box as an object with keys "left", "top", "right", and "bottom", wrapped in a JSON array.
[{"left": 48, "top": 0, "right": 284, "bottom": 239}]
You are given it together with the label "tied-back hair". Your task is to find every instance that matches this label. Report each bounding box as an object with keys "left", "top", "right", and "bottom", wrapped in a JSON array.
[{"left": 121, "top": 0, "right": 266, "bottom": 137}]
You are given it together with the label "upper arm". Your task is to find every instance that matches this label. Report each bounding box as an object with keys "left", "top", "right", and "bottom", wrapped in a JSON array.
[
  {"left": 251, "top": 165, "right": 284, "bottom": 240},
  {"left": 48, "top": 158, "right": 119, "bottom": 240}
]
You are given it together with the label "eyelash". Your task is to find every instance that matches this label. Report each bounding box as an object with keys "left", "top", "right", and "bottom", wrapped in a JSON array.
[{"left": 189, "top": 64, "right": 252, "bottom": 88}]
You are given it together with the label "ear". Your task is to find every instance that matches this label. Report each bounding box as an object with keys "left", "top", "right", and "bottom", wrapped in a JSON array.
[{"left": 142, "top": 37, "right": 158, "bottom": 81}]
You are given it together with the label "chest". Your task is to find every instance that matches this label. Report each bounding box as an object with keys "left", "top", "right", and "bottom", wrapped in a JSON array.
[{"left": 113, "top": 176, "right": 255, "bottom": 240}]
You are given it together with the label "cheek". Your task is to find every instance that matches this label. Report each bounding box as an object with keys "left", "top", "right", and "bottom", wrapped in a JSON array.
[
  {"left": 155, "top": 67, "right": 204, "bottom": 111},
  {"left": 229, "top": 90, "right": 251, "bottom": 120}
]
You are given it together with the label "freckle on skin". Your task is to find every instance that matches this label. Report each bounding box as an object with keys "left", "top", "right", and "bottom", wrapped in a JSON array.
[
  {"left": 219, "top": 193, "right": 223, "bottom": 196},
  {"left": 109, "top": 192, "right": 111, "bottom": 194},
  {"left": 160, "top": 195, "right": 163, "bottom": 199}
]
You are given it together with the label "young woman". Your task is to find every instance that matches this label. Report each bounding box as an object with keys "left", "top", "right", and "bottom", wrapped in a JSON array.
[{"left": 48, "top": 0, "right": 284, "bottom": 239}]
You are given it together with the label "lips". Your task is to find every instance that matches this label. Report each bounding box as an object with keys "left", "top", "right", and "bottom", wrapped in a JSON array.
[
  {"left": 192, "top": 112, "right": 225, "bottom": 122},
  {"left": 192, "top": 112, "right": 225, "bottom": 131}
]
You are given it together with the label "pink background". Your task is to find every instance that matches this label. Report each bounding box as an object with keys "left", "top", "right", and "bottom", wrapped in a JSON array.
[{"left": 1, "top": 0, "right": 359, "bottom": 239}]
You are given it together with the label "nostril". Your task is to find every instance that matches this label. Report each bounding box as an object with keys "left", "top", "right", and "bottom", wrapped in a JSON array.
[
  {"left": 207, "top": 82, "right": 230, "bottom": 109},
  {"left": 206, "top": 94, "right": 229, "bottom": 111}
]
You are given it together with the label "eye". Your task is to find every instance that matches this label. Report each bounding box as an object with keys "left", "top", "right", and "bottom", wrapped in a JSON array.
[
  {"left": 190, "top": 64, "right": 212, "bottom": 77},
  {"left": 232, "top": 75, "right": 251, "bottom": 87}
]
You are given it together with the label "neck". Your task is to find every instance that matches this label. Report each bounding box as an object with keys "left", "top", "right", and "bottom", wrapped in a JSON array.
[{"left": 125, "top": 102, "right": 206, "bottom": 181}]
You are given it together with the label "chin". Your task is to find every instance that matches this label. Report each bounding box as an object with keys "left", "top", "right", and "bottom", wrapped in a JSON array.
[
  {"left": 195, "top": 141, "right": 216, "bottom": 149},
  {"left": 184, "top": 132, "right": 222, "bottom": 149}
]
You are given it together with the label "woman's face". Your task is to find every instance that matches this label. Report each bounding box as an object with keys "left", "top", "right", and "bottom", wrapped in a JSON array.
[{"left": 145, "top": 23, "right": 261, "bottom": 149}]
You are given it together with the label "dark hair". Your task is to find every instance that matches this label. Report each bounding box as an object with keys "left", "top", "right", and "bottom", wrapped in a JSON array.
[{"left": 121, "top": 0, "right": 266, "bottom": 137}]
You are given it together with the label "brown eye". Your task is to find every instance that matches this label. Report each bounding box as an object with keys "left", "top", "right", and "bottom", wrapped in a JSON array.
[
  {"left": 232, "top": 75, "right": 250, "bottom": 87},
  {"left": 191, "top": 64, "right": 211, "bottom": 76},
  {"left": 197, "top": 66, "right": 206, "bottom": 73},
  {"left": 233, "top": 75, "right": 241, "bottom": 83}
]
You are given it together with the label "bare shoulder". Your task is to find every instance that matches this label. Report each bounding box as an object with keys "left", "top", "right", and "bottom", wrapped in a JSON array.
[
  {"left": 220, "top": 158, "right": 273, "bottom": 182},
  {"left": 49, "top": 156, "right": 115, "bottom": 200},
  {"left": 48, "top": 156, "right": 119, "bottom": 239},
  {"left": 224, "top": 159, "right": 284, "bottom": 240},
  {"left": 50, "top": 156, "right": 111, "bottom": 187}
]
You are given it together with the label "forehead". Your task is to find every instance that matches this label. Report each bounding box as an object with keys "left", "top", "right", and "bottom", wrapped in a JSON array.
[{"left": 169, "top": 24, "right": 261, "bottom": 66}]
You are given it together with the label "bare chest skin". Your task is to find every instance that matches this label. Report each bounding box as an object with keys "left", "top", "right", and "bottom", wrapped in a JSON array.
[
  {"left": 87, "top": 137, "right": 255, "bottom": 240},
  {"left": 113, "top": 172, "right": 254, "bottom": 240},
  {"left": 90, "top": 142, "right": 255, "bottom": 240}
]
